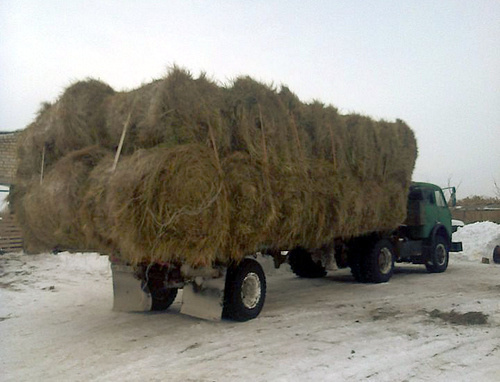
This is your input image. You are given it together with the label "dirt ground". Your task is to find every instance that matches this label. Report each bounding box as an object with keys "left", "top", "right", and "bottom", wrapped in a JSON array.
[{"left": 1, "top": 252, "right": 499, "bottom": 381}]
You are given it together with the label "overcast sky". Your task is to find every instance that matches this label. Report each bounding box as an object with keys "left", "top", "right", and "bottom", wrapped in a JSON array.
[{"left": 1, "top": 0, "right": 499, "bottom": 197}]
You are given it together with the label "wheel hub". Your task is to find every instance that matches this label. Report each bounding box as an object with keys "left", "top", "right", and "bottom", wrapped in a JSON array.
[
  {"left": 241, "top": 272, "right": 261, "bottom": 309},
  {"left": 378, "top": 248, "right": 393, "bottom": 274},
  {"left": 435, "top": 243, "right": 447, "bottom": 266}
]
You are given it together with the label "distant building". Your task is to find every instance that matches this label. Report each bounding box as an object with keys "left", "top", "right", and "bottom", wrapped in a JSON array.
[{"left": 0, "top": 131, "right": 21, "bottom": 185}]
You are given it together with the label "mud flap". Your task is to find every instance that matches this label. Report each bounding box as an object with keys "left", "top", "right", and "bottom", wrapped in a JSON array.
[
  {"left": 180, "top": 274, "right": 226, "bottom": 321},
  {"left": 111, "top": 263, "right": 152, "bottom": 312}
]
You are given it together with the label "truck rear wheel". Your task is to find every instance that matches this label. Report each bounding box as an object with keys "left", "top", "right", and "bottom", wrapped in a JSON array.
[
  {"left": 150, "top": 287, "right": 178, "bottom": 311},
  {"left": 348, "top": 238, "right": 394, "bottom": 283},
  {"left": 288, "top": 247, "right": 327, "bottom": 278},
  {"left": 348, "top": 242, "right": 366, "bottom": 283},
  {"left": 494, "top": 246, "right": 500, "bottom": 264},
  {"left": 223, "top": 258, "right": 266, "bottom": 321},
  {"left": 362, "top": 239, "right": 395, "bottom": 283},
  {"left": 425, "top": 236, "right": 449, "bottom": 273},
  {"left": 145, "top": 265, "right": 178, "bottom": 311}
]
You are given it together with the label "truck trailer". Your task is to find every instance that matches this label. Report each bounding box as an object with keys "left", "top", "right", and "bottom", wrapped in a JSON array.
[{"left": 111, "top": 181, "right": 463, "bottom": 321}]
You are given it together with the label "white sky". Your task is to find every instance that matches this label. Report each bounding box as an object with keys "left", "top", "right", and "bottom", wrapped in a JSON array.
[{"left": 1, "top": 0, "right": 499, "bottom": 197}]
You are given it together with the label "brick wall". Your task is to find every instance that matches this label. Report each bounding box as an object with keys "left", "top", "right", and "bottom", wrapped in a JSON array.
[
  {"left": 0, "top": 131, "right": 20, "bottom": 185},
  {"left": 452, "top": 207, "right": 500, "bottom": 224}
]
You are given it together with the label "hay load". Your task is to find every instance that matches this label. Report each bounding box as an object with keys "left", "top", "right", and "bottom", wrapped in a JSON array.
[
  {"left": 12, "top": 146, "right": 110, "bottom": 253},
  {"left": 12, "top": 67, "right": 417, "bottom": 267}
]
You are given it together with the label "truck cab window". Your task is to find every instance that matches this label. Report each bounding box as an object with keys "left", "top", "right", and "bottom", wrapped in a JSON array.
[
  {"left": 435, "top": 191, "right": 446, "bottom": 207},
  {"left": 420, "top": 189, "right": 435, "bottom": 204},
  {"left": 408, "top": 188, "right": 423, "bottom": 201}
]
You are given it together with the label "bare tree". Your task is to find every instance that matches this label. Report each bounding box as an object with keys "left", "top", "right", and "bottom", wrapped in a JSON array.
[
  {"left": 494, "top": 179, "right": 500, "bottom": 199},
  {"left": 446, "top": 175, "right": 462, "bottom": 191}
]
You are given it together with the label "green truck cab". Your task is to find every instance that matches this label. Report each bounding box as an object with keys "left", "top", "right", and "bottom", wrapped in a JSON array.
[
  {"left": 396, "top": 182, "right": 463, "bottom": 272},
  {"left": 302, "top": 181, "right": 464, "bottom": 285}
]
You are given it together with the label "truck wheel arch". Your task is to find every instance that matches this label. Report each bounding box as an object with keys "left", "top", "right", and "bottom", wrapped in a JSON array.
[{"left": 429, "top": 224, "right": 451, "bottom": 247}]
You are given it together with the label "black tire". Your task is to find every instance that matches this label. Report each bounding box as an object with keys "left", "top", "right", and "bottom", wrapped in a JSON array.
[
  {"left": 425, "top": 236, "right": 449, "bottom": 273},
  {"left": 145, "top": 266, "right": 178, "bottom": 311},
  {"left": 223, "top": 259, "right": 266, "bottom": 321},
  {"left": 150, "top": 287, "right": 178, "bottom": 311},
  {"left": 493, "top": 246, "right": 500, "bottom": 264},
  {"left": 348, "top": 240, "right": 368, "bottom": 282},
  {"left": 362, "top": 239, "right": 395, "bottom": 283},
  {"left": 288, "top": 247, "right": 327, "bottom": 278}
]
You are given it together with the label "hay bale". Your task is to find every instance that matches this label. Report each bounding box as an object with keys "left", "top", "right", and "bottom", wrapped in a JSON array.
[
  {"left": 223, "top": 77, "right": 300, "bottom": 165},
  {"left": 106, "top": 67, "right": 229, "bottom": 155},
  {"left": 105, "top": 80, "right": 163, "bottom": 154},
  {"left": 16, "top": 80, "right": 115, "bottom": 184},
  {"left": 222, "top": 152, "right": 278, "bottom": 257},
  {"left": 108, "top": 143, "right": 229, "bottom": 266},
  {"left": 13, "top": 146, "right": 109, "bottom": 253},
  {"left": 79, "top": 155, "right": 116, "bottom": 253}
]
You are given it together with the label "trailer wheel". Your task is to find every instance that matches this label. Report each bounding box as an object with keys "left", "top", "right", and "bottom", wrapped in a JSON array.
[
  {"left": 149, "top": 285, "right": 178, "bottom": 311},
  {"left": 349, "top": 255, "right": 365, "bottom": 282},
  {"left": 362, "top": 239, "right": 395, "bottom": 283},
  {"left": 494, "top": 246, "right": 500, "bottom": 264},
  {"left": 223, "top": 259, "right": 266, "bottom": 321},
  {"left": 425, "top": 236, "right": 449, "bottom": 273},
  {"left": 144, "top": 265, "right": 178, "bottom": 311},
  {"left": 288, "top": 247, "right": 327, "bottom": 278},
  {"left": 348, "top": 240, "right": 368, "bottom": 282}
]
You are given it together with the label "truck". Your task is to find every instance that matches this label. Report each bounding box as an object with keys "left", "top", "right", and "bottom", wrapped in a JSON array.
[{"left": 111, "top": 181, "right": 463, "bottom": 321}]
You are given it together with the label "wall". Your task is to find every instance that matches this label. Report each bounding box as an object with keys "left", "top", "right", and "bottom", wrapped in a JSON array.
[
  {"left": 451, "top": 207, "right": 500, "bottom": 224},
  {"left": 0, "top": 131, "right": 20, "bottom": 185}
]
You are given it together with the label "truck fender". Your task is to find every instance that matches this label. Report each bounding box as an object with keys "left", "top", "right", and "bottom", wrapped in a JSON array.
[
  {"left": 428, "top": 223, "right": 450, "bottom": 246},
  {"left": 423, "top": 224, "right": 451, "bottom": 260}
]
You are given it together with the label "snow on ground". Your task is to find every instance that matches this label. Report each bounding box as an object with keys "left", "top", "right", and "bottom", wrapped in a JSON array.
[{"left": 1, "top": 223, "right": 500, "bottom": 381}]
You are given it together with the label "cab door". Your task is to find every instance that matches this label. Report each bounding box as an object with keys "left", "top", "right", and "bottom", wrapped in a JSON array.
[{"left": 421, "top": 188, "right": 452, "bottom": 239}]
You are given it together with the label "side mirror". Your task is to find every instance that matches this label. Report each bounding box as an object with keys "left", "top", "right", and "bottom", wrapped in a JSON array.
[{"left": 450, "top": 187, "right": 456, "bottom": 207}]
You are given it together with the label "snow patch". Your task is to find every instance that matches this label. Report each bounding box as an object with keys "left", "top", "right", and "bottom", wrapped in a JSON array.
[{"left": 453, "top": 221, "right": 500, "bottom": 263}]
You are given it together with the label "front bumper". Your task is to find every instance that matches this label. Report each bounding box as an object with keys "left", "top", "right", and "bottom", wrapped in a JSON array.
[{"left": 450, "top": 241, "right": 463, "bottom": 252}]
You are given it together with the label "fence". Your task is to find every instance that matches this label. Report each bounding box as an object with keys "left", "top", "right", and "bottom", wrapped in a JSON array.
[{"left": 0, "top": 213, "right": 23, "bottom": 253}]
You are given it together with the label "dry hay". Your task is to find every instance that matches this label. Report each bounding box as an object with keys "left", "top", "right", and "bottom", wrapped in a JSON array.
[
  {"left": 16, "top": 80, "right": 115, "bottom": 184},
  {"left": 12, "top": 66, "right": 418, "bottom": 267},
  {"left": 79, "top": 155, "right": 116, "bottom": 253},
  {"left": 107, "top": 143, "right": 229, "bottom": 266},
  {"left": 13, "top": 146, "right": 109, "bottom": 253},
  {"left": 106, "top": 67, "right": 229, "bottom": 155},
  {"left": 223, "top": 77, "right": 300, "bottom": 165},
  {"left": 222, "top": 152, "right": 278, "bottom": 258}
]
